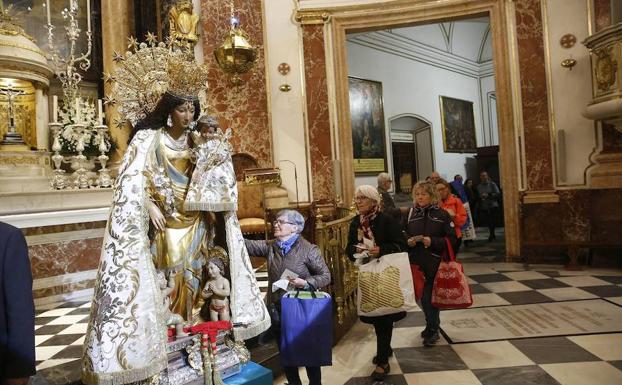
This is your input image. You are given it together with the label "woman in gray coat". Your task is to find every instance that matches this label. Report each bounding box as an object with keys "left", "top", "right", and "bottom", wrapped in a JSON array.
[{"left": 245, "top": 209, "right": 330, "bottom": 385}]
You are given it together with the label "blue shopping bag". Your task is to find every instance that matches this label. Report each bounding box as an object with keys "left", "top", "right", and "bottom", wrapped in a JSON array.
[{"left": 279, "top": 289, "right": 333, "bottom": 367}]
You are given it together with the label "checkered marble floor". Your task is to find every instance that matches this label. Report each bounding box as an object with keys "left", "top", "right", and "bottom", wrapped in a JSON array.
[
  {"left": 274, "top": 263, "right": 622, "bottom": 385},
  {"left": 31, "top": 270, "right": 269, "bottom": 384}
]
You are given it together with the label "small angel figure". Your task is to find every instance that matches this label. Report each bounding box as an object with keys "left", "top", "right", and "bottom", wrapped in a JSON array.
[
  {"left": 158, "top": 270, "right": 188, "bottom": 337},
  {"left": 201, "top": 258, "right": 231, "bottom": 321}
]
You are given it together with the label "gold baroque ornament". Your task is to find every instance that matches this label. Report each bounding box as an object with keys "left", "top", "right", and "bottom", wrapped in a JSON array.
[
  {"left": 106, "top": 34, "right": 210, "bottom": 126},
  {"left": 294, "top": 10, "right": 330, "bottom": 25},
  {"left": 168, "top": 0, "right": 199, "bottom": 49},
  {"left": 594, "top": 46, "right": 618, "bottom": 92}
]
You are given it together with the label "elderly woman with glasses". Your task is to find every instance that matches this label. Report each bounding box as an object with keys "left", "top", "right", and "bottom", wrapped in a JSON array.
[
  {"left": 346, "top": 185, "right": 407, "bottom": 382},
  {"left": 244, "top": 209, "right": 330, "bottom": 385}
]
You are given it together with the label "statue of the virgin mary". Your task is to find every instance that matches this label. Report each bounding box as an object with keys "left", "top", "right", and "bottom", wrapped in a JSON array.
[{"left": 81, "top": 38, "right": 270, "bottom": 385}]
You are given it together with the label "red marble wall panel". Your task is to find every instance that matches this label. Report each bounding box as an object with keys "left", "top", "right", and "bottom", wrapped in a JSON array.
[
  {"left": 515, "top": 0, "right": 554, "bottom": 191},
  {"left": 199, "top": 0, "right": 272, "bottom": 167},
  {"left": 22, "top": 221, "right": 107, "bottom": 236},
  {"left": 33, "top": 280, "right": 96, "bottom": 299},
  {"left": 594, "top": 0, "right": 612, "bottom": 32},
  {"left": 29, "top": 237, "right": 102, "bottom": 280},
  {"left": 302, "top": 24, "right": 335, "bottom": 201}
]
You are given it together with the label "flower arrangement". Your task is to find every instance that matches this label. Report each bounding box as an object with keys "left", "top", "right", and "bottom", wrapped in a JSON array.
[{"left": 57, "top": 98, "right": 115, "bottom": 157}]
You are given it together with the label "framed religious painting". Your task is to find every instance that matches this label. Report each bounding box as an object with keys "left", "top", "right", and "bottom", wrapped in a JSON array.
[
  {"left": 348, "top": 77, "right": 387, "bottom": 175},
  {"left": 439, "top": 96, "right": 477, "bottom": 153}
]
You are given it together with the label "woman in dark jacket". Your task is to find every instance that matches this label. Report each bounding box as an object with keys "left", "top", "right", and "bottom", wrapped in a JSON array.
[
  {"left": 245, "top": 209, "right": 330, "bottom": 385},
  {"left": 404, "top": 181, "right": 456, "bottom": 346},
  {"left": 347, "top": 185, "right": 407, "bottom": 382}
]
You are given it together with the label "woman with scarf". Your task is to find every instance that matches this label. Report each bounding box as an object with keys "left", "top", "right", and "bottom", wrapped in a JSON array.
[
  {"left": 245, "top": 209, "right": 330, "bottom": 385},
  {"left": 404, "top": 181, "right": 456, "bottom": 347},
  {"left": 346, "top": 185, "right": 407, "bottom": 382}
]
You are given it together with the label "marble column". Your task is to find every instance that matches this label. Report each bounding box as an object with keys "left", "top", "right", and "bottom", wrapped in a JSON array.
[
  {"left": 299, "top": 17, "right": 336, "bottom": 202},
  {"left": 34, "top": 85, "right": 48, "bottom": 150},
  {"left": 101, "top": 0, "right": 134, "bottom": 160}
]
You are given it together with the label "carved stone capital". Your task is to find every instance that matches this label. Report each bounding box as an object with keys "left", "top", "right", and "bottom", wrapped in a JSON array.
[{"left": 295, "top": 10, "right": 330, "bottom": 25}]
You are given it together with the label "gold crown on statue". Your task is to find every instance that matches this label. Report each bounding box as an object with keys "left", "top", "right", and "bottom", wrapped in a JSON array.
[{"left": 104, "top": 33, "right": 209, "bottom": 127}]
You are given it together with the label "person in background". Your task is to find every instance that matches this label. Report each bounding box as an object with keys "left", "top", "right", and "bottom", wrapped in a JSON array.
[
  {"left": 435, "top": 179, "right": 467, "bottom": 251},
  {"left": 429, "top": 171, "right": 441, "bottom": 183},
  {"left": 477, "top": 171, "right": 501, "bottom": 242},
  {"left": 450, "top": 175, "right": 467, "bottom": 202},
  {"left": 0, "top": 221, "right": 35, "bottom": 385},
  {"left": 347, "top": 185, "right": 406, "bottom": 382},
  {"left": 245, "top": 210, "right": 330, "bottom": 385},
  {"left": 404, "top": 182, "right": 456, "bottom": 347},
  {"left": 377, "top": 172, "right": 401, "bottom": 220}
]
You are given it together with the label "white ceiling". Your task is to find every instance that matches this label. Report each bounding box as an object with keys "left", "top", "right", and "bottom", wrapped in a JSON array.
[{"left": 349, "top": 17, "right": 492, "bottom": 64}]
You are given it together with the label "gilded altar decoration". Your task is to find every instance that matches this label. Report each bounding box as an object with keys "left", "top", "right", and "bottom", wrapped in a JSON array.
[
  {"left": 169, "top": 0, "right": 199, "bottom": 49},
  {"left": 594, "top": 46, "right": 617, "bottom": 92},
  {"left": 0, "top": 4, "right": 33, "bottom": 40}
]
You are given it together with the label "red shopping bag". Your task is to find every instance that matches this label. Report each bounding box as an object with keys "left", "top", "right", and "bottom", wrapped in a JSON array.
[
  {"left": 410, "top": 264, "right": 425, "bottom": 300},
  {"left": 431, "top": 238, "right": 473, "bottom": 309}
]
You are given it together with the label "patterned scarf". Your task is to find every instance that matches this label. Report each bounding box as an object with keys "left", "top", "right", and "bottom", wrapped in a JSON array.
[
  {"left": 276, "top": 234, "right": 299, "bottom": 255},
  {"left": 358, "top": 205, "right": 379, "bottom": 242}
]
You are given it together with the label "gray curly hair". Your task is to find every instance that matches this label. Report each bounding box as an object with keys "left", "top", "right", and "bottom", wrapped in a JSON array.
[{"left": 276, "top": 209, "right": 305, "bottom": 234}]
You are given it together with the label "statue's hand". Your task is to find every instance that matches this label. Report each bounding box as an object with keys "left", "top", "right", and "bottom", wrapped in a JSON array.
[{"left": 147, "top": 200, "right": 166, "bottom": 231}]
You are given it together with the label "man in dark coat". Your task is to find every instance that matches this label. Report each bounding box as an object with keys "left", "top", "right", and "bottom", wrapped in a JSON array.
[
  {"left": 0, "top": 221, "right": 36, "bottom": 385},
  {"left": 377, "top": 172, "right": 401, "bottom": 221}
]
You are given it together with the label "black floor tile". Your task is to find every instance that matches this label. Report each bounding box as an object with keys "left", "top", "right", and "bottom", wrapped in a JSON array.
[
  {"left": 537, "top": 271, "right": 562, "bottom": 277},
  {"left": 510, "top": 337, "right": 600, "bottom": 364},
  {"left": 66, "top": 308, "right": 91, "bottom": 316},
  {"left": 35, "top": 317, "right": 57, "bottom": 326},
  {"left": 473, "top": 365, "right": 562, "bottom": 385},
  {"left": 520, "top": 279, "right": 570, "bottom": 290},
  {"left": 595, "top": 276, "right": 622, "bottom": 285},
  {"left": 470, "top": 284, "right": 492, "bottom": 294},
  {"left": 608, "top": 360, "right": 622, "bottom": 371},
  {"left": 51, "top": 345, "right": 84, "bottom": 359},
  {"left": 581, "top": 285, "right": 622, "bottom": 298},
  {"left": 37, "top": 334, "right": 83, "bottom": 347},
  {"left": 35, "top": 325, "right": 72, "bottom": 336},
  {"left": 394, "top": 346, "right": 468, "bottom": 373},
  {"left": 470, "top": 273, "right": 512, "bottom": 283},
  {"left": 56, "top": 301, "right": 88, "bottom": 309},
  {"left": 394, "top": 311, "right": 426, "bottom": 328},
  {"left": 497, "top": 290, "right": 552, "bottom": 305}
]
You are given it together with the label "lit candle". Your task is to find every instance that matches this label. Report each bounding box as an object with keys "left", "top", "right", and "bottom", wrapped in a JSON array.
[
  {"left": 52, "top": 95, "right": 58, "bottom": 123},
  {"left": 46, "top": 0, "right": 51, "bottom": 26},
  {"left": 97, "top": 99, "right": 103, "bottom": 125},
  {"left": 86, "top": 0, "right": 91, "bottom": 32},
  {"left": 75, "top": 97, "right": 81, "bottom": 123}
]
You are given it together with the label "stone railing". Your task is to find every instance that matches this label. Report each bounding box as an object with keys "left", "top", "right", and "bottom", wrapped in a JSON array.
[{"left": 314, "top": 206, "right": 358, "bottom": 342}]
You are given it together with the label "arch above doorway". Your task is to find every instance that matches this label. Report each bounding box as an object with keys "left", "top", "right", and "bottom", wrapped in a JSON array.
[{"left": 389, "top": 114, "right": 435, "bottom": 191}]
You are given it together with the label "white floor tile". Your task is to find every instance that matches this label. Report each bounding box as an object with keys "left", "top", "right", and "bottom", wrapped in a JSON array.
[
  {"left": 35, "top": 346, "right": 66, "bottom": 361},
  {"left": 470, "top": 293, "right": 511, "bottom": 308},
  {"left": 71, "top": 335, "right": 86, "bottom": 345},
  {"left": 607, "top": 296, "right": 622, "bottom": 306},
  {"left": 404, "top": 370, "right": 484, "bottom": 385},
  {"left": 462, "top": 266, "right": 497, "bottom": 276},
  {"left": 451, "top": 341, "right": 534, "bottom": 369},
  {"left": 47, "top": 315, "right": 90, "bottom": 325},
  {"left": 58, "top": 323, "right": 89, "bottom": 335},
  {"left": 391, "top": 326, "right": 448, "bottom": 348},
  {"left": 555, "top": 276, "right": 611, "bottom": 287},
  {"left": 537, "top": 287, "right": 598, "bottom": 301},
  {"left": 541, "top": 361, "right": 622, "bottom": 385},
  {"left": 37, "top": 308, "right": 75, "bottom": 317},
  {"left": 568, "top": 334, "right": 622, "bottom": 360},
  {"left": 481, "top": 281, "right": 532, "bottom": 293},
  {"left": 34, "top": 335, "right": 54, "bottom": 346},
  {"left": 502, "top": 271, "right": 550, "bottom": 281}
]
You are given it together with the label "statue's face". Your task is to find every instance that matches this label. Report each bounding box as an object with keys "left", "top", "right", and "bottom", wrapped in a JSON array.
[
  {"left": 170, "top": 101, "right": 195, "bottom": 129},
  {"left": 208, "top": 261, "right": 221, "bottom": 278}
]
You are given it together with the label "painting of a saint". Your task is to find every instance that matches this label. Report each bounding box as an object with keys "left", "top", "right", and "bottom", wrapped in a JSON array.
[{"left": 440, "top": 96, "right": 477, "bottom": 153}]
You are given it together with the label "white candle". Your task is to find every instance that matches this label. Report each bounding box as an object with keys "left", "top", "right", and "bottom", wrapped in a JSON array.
[
  {"left": 75, "top": 97, "right": 81, "bottom": 123},
  {"left": 52, "top": 95, "right": 58, "bottom": 123},
  {"left": 86, "top": 0, "right": 91, "bottom": 32},
  {"left": 97, "top": 99, "right": 103, "bottom": 125},
  {"left": 46, "top": 0, "right": 51, "bottom": 26}
]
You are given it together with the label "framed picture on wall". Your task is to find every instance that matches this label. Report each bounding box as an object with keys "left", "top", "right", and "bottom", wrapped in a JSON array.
[
  {"left": 439, "top": 96, "right": 477, "bottom": 153},
  {"left": 348, "top": 77, "right": 387, "bottom": 174}
]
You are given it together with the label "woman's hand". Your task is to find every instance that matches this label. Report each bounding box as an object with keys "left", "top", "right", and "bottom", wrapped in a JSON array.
[
  {"left": 422, "top": 237, "right": 432, "bottom": 248},
  {"left": 146, "top": 200, "right": 166, "bottom": 231},
  {"left": 446, "top": 208, "right": 456, "bottom": 218},
  {"left": 288, "top": 277, "right": 307, "bottom": 289},
  {"left": 368, "top": 246, "right": 380, "bottom": 258},
  {"left": 407, "top": 237, "right": 417, "bottom": 247}
]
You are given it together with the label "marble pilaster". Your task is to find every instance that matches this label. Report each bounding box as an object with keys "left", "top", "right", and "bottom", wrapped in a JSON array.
[{"left": 34, "top": 85, "right": 49, "bottom": 150}]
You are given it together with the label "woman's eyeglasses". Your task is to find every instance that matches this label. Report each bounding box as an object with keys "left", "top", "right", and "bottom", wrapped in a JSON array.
[
  {"left": 273, "top": 219, "right": 295, "bottom": 226},
  {"left": 354, "top": 196, "right": 370, "bottom": 201}
]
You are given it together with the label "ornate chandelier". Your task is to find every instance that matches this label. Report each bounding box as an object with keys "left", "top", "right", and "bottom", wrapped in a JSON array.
[{"left": 213, "top": 0, "right": 257, "bottom": 85}]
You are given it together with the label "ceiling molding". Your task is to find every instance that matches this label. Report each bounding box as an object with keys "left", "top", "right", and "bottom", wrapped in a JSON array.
[
  {"left": 478, "top": 24, "right": 492, "bottom": 63},
  {"left": 348, "top": 30, "right": 494, "bottom": 78}
]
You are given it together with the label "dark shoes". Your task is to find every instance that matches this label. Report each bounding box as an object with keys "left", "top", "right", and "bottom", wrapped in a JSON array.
[
  {"left": 488, "top": 234, "right": 496, "bottom": 242},
  {"left": 372, "top": 348, "right": 393, "bottom": 364},
  {"left": 423, "top": 330, "right": 440, "bottom": 347},
  {"left": 420, "top": 327, "right": 434, "bottom": 339},
  {"left": 371, "top": 363, "right": 390, "bottom": 382}
]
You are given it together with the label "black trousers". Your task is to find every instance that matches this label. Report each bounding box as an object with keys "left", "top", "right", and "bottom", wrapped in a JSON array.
[
  {"left": 271, "top": 302, "right": 322, "bottom": 385},
  {"left": 481, "top": 207, "right": 498, "bottom": 236},
  {"left": 361, "top": 312, "right": 405, "bottom": 366}
]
